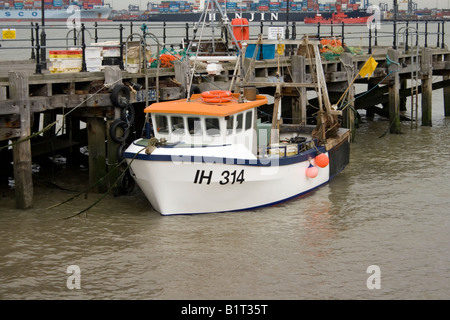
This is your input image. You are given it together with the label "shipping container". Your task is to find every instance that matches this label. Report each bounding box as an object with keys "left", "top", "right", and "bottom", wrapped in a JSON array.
[{"left": 169, "top": 4, "right": 179, "bottom": 12}]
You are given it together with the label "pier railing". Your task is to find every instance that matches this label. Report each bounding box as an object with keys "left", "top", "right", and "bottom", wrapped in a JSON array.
[{"left": 0, "top": 20, "right": 447, "bottom": 74}]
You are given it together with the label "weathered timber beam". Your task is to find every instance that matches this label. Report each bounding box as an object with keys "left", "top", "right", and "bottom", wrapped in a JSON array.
[
  {"left": 9, "top": 71, "right": 33, "bottom": 209},
  {"left": 0, "top": 128, "right": 21, "bottom": 140},
  {"left": 1, "top": 94, "right": 114, "bottom": 115},
  {"left": 353, "top": 78, "right": 450, "bottom": 109}
]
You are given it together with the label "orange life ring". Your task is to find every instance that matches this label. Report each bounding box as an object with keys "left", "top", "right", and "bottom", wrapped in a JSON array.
[{"left": 201, "top": 90, "right": 233, "bottom": 103}]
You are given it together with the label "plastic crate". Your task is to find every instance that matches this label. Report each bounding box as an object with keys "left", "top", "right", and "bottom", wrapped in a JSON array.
[
  {"left": 50, "top": 67, "right": 82, "bottom": 74},
  {"left": 245, "top": 44, "right": 275, "bottom": 60},
  {"left": 49, "top": 50, "right": 82, "bottom": 59},
  {"left": 52, "top": 58, "right": 82, "bottom": 67}
]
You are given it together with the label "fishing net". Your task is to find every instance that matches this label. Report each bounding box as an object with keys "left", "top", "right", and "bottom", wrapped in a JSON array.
[{"left": 149, "top": 47, "right": 187, "bottom": 68}]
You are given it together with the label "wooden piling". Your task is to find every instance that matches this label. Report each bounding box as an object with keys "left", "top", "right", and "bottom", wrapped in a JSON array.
[
  {"left": 106, "top": 119, "right": 121, "bottom": 192},
  {"left": 87, "top": 117, "right": 107, "bottom": 193},
  {"left": 444, "top": 53, "right": 450, "bottom": 117},
  {"left": 105, "top": 66, "right": 123, "bottom": 192},
  {"left": 400, "top": 79, "right": 407, "bottom": 112},
  {"left": 444, "top": 76, "right": 450, "bottom": 117},
  {"left": 290, "top": 55, "right": 307, "bottom": 124},
  {"left": 0, "top": 86, "right": 6, "bottom": 100},
  {"left": 9, "top": 71, "right": 33, "bottom": 209},
  {"left": 43, "top": 111, "right": 56, "bottom": 139},
  {"left": 0, "top": 140, "right": 10, "bottom": 187},
  {"left": 387, "top": 49, "right": 402, "bottom": 134},
  {"left": 421, "top": 48, "right": 433, "bottom": 126},
  {"left": 340, "top": 53, "right": 356, "bottom": 141}
]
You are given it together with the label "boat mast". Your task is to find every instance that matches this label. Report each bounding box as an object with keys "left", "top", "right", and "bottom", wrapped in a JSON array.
[{"left": 186, "top": 0, "right": 245, "bottom": 102}]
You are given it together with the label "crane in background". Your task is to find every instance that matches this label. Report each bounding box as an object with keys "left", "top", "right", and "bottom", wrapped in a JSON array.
[
  {"left": 397, "top": 1, "right": 418, "bottom": 15},
  {"left": 375, "top": 1, "right": 417, "bottom": 14}
]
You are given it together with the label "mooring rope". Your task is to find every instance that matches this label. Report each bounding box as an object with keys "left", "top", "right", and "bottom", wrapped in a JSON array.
[
  {"left": 46, "top": 146, "right": 147, "bottom": 219},
  {"left": 339, "top": 70, "right": 397, "bottom": 112}
]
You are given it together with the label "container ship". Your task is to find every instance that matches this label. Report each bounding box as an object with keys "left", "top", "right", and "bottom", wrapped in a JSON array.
[
  {"left": 110, "top": 0, "right": 370, "bottom": 23},
  {"left": 0, "top": 0, "right": 112, "bottom": 22}
]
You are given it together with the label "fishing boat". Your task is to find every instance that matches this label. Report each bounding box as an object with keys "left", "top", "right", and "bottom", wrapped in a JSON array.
[
  {"left": 122, "top": 1, "right": 350, "bottom": 215},
  {"left": 123, "top": 89, "right": 350, "bottom": 215}
]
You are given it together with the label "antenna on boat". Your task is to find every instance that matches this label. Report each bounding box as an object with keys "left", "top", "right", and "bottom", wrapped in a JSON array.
[{"left": 185, "top": 0, "right": 245, "bottom": 103}]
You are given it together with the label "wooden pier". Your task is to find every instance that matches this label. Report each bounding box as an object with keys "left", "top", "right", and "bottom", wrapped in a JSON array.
[{"left": 1, "top": 41, "right": 450, "bottom": 209}]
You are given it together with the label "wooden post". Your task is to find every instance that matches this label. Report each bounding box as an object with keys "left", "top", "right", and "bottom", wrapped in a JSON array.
[
  {"left": 400, "top": 79, "right": 407, "bottom": 112},
  {"left": 9, "top": 71, "right": 33, "bottom": 209},
  {"left": 0, "top": 86, "right": 6, "bottom": 100},
  {"left": 0, "top": 141, "right": 11, "bottom": 187},
  {"left": 291, "top": 55, "right": 307, "bottom": 124},
  {"left": 87, "top": 117, "right": 107, "bottom": 193},
  {"left": 174, "top": 60, "right": 188, "bottom": 95},
  {"left": 444, "top": 75, "right": 450, "bottom": 117},
  {"left": 421, "top": 48, "right": 433, "bottom": 126},
  {"left": 65, "top": 114, "right": 82, "bottom": 168},
  {"left": 104, "top": 66, "right": 123, "bottom": 192},
  {"left": 340, "top": 53, "right": 356, "bottom": 141},
  {"left": 43, "top": 111, "right": 56, "bottom": 139},
  {"left": 444, "top": 53, "right": 450, "bottom": 117},
  {"left": 387, "top": 49, "right": 402, "bottom": 134},
  {"left": 106, "top": 119, "right": 121, "bottom": 192}
]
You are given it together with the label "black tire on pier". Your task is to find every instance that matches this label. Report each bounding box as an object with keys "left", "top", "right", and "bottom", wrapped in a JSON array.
[
  {"left": 110, "top": 85, "right": 131, "bottom": 108},
  {"left": 109, "top": 119, "right": 130, "bottom": 144}
]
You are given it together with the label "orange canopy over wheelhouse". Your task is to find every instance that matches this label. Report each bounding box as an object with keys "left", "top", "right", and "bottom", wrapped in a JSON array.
[{"left": 144, "top": 93, "right": 268, "bottom": 117}]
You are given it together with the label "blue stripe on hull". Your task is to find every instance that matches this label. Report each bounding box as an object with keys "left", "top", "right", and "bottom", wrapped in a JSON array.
[{"left": 124, "top": 145, "right": 326, "bottom": 167}]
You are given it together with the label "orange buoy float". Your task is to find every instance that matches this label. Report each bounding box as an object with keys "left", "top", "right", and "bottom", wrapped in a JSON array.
[
  {"left": 315, "top": 152, "right": 329, "bottom": 168},
  {"left": 231, "top": 18, "right": 249, "bottom": 48},
  {"left": 306, "top": 163, "right": 319, "bottom": 179},
  {"left": 201, "top": 90, "right": 233, "bottom": 103}
]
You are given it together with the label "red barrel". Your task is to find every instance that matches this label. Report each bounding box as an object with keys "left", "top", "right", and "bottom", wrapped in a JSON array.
[{"left": 231, "top": 18, "right": 249, "bottom": 48}]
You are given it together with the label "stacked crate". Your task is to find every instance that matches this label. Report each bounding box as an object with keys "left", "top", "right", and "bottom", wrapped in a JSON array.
[
  {"left": 49, "top": 50, "right": 82, "bottom": 73},
  {"left": 85, "top": 46, "right": 103, "bottom": 72}
]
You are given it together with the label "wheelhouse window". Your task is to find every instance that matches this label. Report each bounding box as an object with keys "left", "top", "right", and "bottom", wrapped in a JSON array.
[
  {"left": 171, "top": 116, "right": 185, "bottom": 135},
  {"left": 205, "top": 117, "right": 220, "bottom": 136},
  {"left": 155, "top": 115, "right": 169, "bottom": 134},
  {"left": 188, "top": 117, "right": 202, "bottom": 135},
  {"left": 226, "top": 115, "right": 234, "bottom": 135},
  {"left": 236, "top": 113, "right": 243, "bottom": 133},
  {"left": 245, "top": 110, "right": 253, "bottom": 130}
]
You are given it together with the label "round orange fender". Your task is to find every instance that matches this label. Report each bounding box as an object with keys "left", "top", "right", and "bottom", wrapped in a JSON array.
[
  {"left": 201, "top": 90, "right": 233, "bottom": 103},
  {"left": 315, "top": 153, "right": 329, "bottom": 168}
]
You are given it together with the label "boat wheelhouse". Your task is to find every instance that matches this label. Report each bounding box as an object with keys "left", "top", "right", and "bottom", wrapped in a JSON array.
[{"left": 148, "top": 93, "right": 266, "bottom": 156}]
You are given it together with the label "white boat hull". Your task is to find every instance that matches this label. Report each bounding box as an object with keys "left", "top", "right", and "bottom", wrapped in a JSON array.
[{"left": 124, "top": 138, "right": 349, "bottom": 215}]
